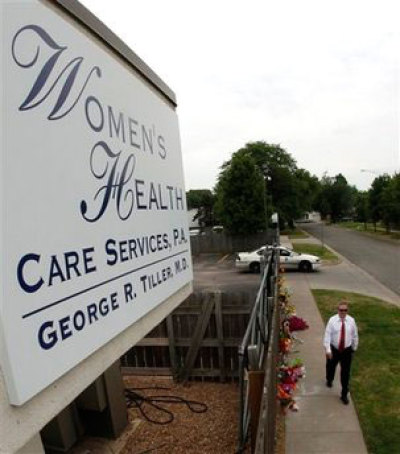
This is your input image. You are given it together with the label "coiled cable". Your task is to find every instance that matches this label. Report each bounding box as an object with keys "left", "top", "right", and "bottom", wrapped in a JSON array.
[{"left": 125, "top": 386, "right": 208, "bottom": 425}]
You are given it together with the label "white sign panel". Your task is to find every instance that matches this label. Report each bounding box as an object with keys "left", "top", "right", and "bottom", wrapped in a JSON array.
[{"left": 0, "top": 1, "right": 192, "bottom": 405}]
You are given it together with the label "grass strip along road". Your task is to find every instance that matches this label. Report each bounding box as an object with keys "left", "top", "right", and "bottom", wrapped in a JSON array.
[
  {"left": 292, "top": 243, "right": 338, "bottom": 262},
  {"left": 338, "top": 221, "right": 400, "bottom": 241},
  {"left": 313, "top": 289, "right": 400, "bottom": 454}
]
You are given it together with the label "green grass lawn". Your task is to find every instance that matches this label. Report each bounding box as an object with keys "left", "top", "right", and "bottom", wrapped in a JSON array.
[
  {"left": 280, "top": 227, "right": 308, "bottom": 239},
  {"left": 313, "top": 289, "right": 400, "bottom": 454},
  {"left": 292, "top": 243, "right": 338, "bottom": 262},
  {"left": 337, "top": 221, "right": 400, "bottom": 240}
]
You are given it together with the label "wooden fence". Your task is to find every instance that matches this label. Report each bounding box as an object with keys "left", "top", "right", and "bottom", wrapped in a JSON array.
[
  {"left": 189, "top": 231, "right": 275, "bottom": 255},
  {"left": 121, "top": 290, "right": 257, "bottom": 381}
]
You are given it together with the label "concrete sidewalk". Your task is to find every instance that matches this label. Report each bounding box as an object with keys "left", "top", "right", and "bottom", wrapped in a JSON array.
[
  {"left": 281, "top": 235, "right": 369, "bottom": 453},
  {"left": 284, "top": 272, "right": 368, "bottom": 453}
]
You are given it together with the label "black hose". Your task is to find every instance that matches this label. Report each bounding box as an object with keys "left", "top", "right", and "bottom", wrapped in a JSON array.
[{"left": 124, "top": 387, "right": 208, "bottom": 425}]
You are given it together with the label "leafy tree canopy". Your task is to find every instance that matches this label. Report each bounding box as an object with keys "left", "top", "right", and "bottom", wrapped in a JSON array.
[
  {"left": 219, "top": 141, "right": 319, "bottom": 227},
  {"left": 231, "top": 141, "right": 297, "bottom": 174},
  {"left": 186, "top": 189, "right": 214, "bottom": 210},
  {"left": 368, "top": 174, "right": 392, "bottom": 224},
  {"left": 191, "top": 140, "right": 397, "bottom": 234},
  {"left": 314, "top": 173, "right": 356, "bottom": 222},
  {"left": 214, "top": 153, "right": 265, "bottom": 235},
  {"left": 354, "top": 190, "right": 369, "bottom": 225},
  {"left": 381, "top": 173, "right": 400, "bottom": 229}
]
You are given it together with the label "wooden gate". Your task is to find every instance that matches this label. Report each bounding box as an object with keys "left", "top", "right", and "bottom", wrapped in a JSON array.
[{"left": 121, "top": 291, "right": 257, "bottom": 381}]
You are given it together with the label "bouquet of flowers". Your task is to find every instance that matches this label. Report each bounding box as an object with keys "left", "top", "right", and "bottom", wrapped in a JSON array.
[
  {"left": 279, "top": 363, "right": 305, "bottom": 384},
  {"left": 279, "top": 337, "right": 292, "bottom": 354},
  {"left": 277, "top": 384, "right": 294, "bottom": 407},
  {"left": 288, "top": 315, "right": 309, "bottom": 331},
  {"left": 289, "top": 357, "right": 304, "bottom": 368},
  {"left": 277, "top": 384, "right": 299, "bottom": 412}
]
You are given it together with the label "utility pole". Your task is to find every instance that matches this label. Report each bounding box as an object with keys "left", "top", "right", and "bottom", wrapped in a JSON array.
[
  {"left": 262, "top": 164, "right": 271, "bottom": 245},
  {"left": 320, "top": 221, "right": 324, "bottom": 254}
]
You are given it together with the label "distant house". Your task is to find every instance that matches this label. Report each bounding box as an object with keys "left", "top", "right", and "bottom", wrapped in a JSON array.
[{"left": 296, "top": 211, "right": 321, "bottom": 223}]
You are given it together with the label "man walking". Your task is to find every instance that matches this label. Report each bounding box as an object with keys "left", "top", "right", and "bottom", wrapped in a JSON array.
[{"left": 323, "top": 301, "right": 359, "bottom": 404}]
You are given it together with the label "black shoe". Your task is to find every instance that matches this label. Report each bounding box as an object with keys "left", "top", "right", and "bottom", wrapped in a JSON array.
[
  {"left": 326, "top": 381, "right": 333, "bottom": 388},
  {"left": 341, "top": 395, "right": 349, "bottom": 405}
]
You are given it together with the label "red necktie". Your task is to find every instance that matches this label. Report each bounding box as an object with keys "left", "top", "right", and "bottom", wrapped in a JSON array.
[{"left": 339, "top": 320, "right": 345, "bottom": 351}]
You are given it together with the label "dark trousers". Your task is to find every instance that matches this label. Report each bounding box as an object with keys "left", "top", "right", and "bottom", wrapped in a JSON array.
[{"left": 326, "top": 345, "right": 353, "bottom": 397}]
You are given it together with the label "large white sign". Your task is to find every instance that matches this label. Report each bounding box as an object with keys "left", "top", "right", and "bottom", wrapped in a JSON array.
[{"left": 0, "top": 1, "right": 192, "bottom": 405}]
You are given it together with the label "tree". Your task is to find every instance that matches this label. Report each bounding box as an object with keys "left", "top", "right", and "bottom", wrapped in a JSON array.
[
  {"left": 232, "top": 141, "right": 297, "bottom": 174},
  {"left": 214, "top": 153, "right": 265, "bottom": 235},
  {"left": 186, "top": 189, "right": 215, "bottom": 227},
  {"left": 293, "top": 168, "right": 321, "bottom": 216},
  {"left": 314, "top": 174, "right": 332, "bottom": 220},
  {"left": 381, "top": 174, "right": 400, "bottom": 231},
  {"left": 267, "top": 165, "right": 298, "bottom": 228},
  {"left": 354, "top": 190, "right": 369, "bottom": 229},
  {"left": 369, "top": 174, "right": 391, "bottom": 231},
  {"left": 221, "top": 141, "right": 315, "bottom": 228},
  {"left": 315, "top": 173, "right": 355, "bottom": 222},
  {"left": 330, "top": 174, "right": 356, "bottom": 222}
]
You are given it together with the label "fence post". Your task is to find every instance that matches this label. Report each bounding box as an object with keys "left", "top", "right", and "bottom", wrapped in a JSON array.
[
  {"left": 248, "top": 370, "right": 265, "bottom": 453},
  {"left": 166, "top": 314, "right": 177, "bottom": 376},
  {"left": 214, "top": 291, "right": 226, "bottom": 382}
]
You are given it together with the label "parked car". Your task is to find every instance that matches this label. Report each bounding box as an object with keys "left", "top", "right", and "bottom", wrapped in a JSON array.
[{"left": 235, "top": 245, "right": 321, "bottom": 273}]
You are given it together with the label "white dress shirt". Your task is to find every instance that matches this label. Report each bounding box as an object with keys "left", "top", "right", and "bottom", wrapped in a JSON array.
[{"left": 323, "top": 314, "right": 359, "bottom": 354}]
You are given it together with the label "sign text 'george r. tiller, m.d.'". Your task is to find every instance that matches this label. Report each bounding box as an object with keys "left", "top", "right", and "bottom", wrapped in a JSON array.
[{"left": 0, "top": 2, "right": 192, "bottom": 405}]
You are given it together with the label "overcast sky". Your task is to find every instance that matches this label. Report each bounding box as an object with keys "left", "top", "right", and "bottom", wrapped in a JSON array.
[{"left": 80, "top": 0, "right": 398, "bottom": 191}]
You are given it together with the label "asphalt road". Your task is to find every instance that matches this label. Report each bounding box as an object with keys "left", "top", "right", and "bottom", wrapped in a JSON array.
[{"left": 299, "top": 223, "right": 400, "bottom": 296}]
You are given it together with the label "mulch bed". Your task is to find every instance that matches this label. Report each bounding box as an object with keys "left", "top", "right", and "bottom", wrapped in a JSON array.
[
  {"left": 69, "top": 375, "right": 281, "bottom": 454},
  {"left": 120, "top": 376, "right": 243, "bottom": 454}
]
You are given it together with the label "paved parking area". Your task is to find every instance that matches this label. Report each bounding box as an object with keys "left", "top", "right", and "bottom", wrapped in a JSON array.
[
  {"left": 192, "top": 248, "right": 399, "bottom": 306},
  {"left": 192, "top": 253, "right": 261, "bottom": 293},
  {"left": 192, "top": 251, "right": 322, "bottom": 294}
]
